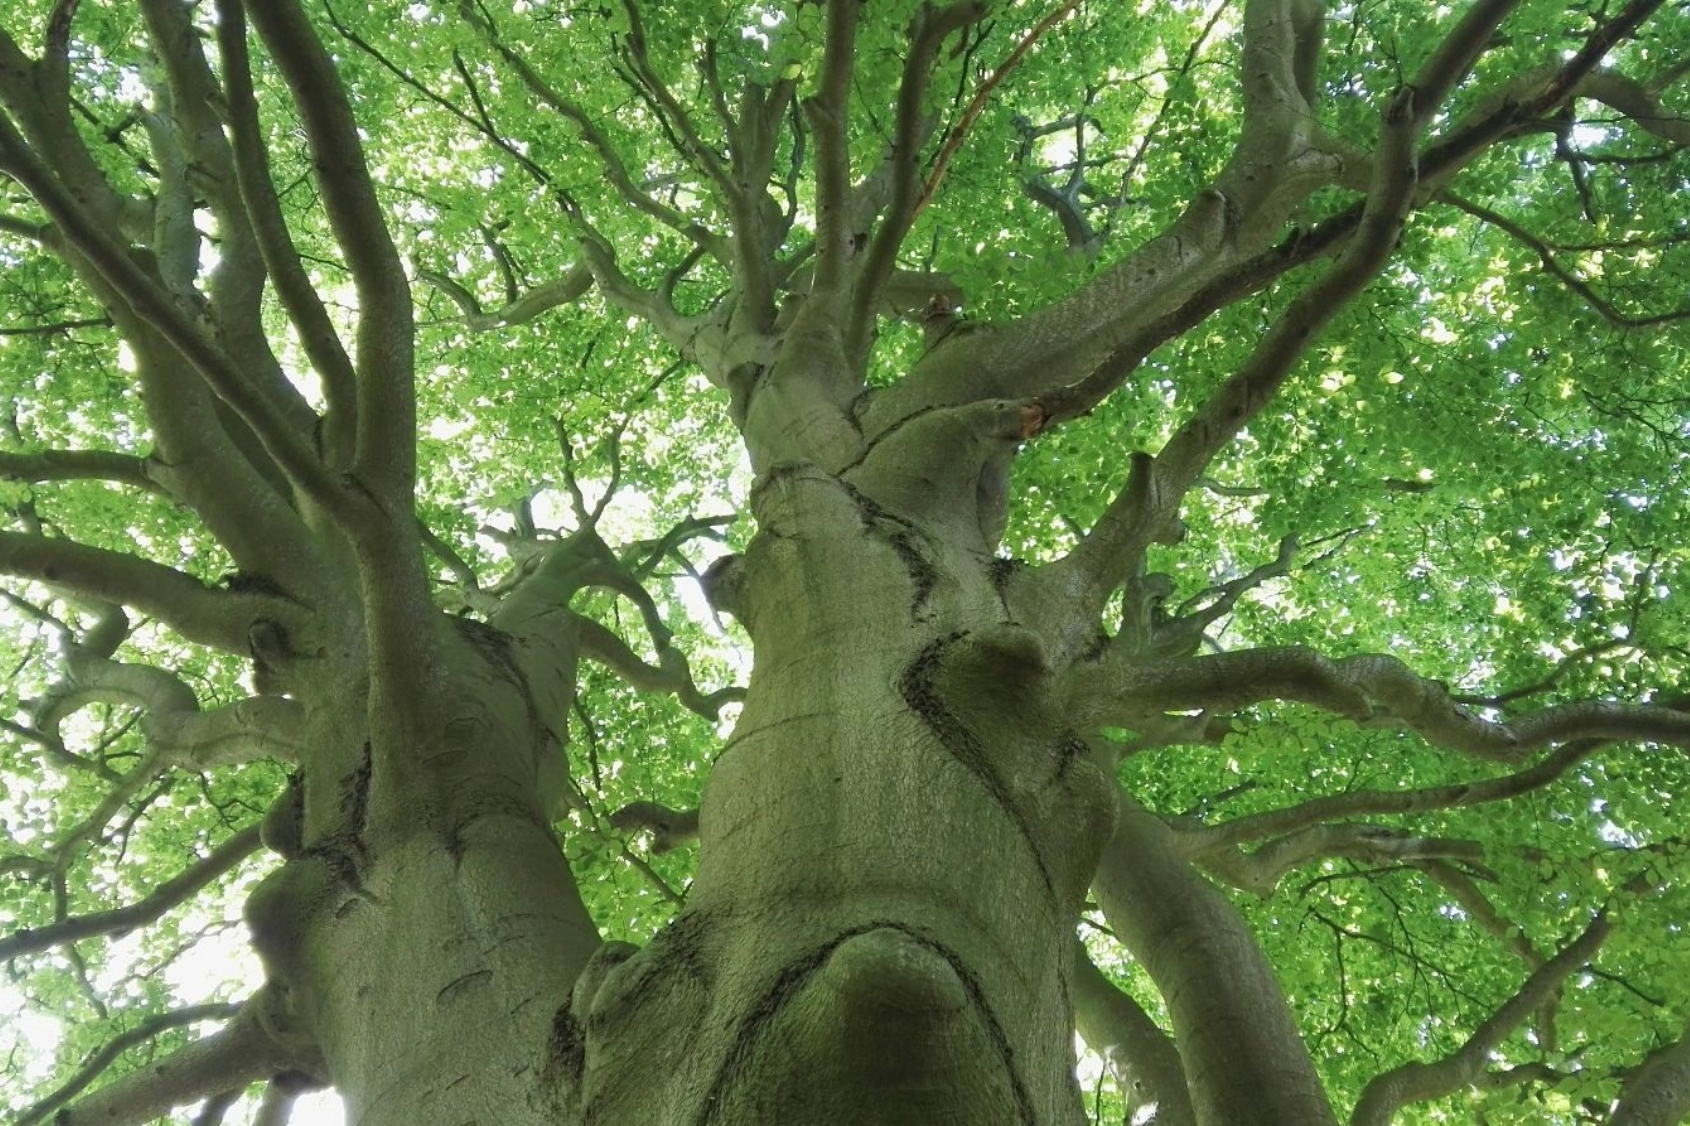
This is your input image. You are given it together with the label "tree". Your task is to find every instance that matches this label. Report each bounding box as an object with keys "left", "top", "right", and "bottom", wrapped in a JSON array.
[{"left": 2, "top": 0, "right": 1689, "bottom": 1122}]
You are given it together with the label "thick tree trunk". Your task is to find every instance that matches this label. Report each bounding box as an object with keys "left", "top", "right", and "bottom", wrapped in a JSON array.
[
  {"left": 567, "top": 463, "right": 1117, "bottom": 1124},
  {"left": 251, "top": 458, "right": 1115, "bottom": 1126},
  {"left": 245, "top": 622, "right": 600, "bottom": 1126}
]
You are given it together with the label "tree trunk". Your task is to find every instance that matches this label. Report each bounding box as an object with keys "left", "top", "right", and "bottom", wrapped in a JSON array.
[
  {"left": 564, "top": 462, "right": 1118, "bottom": 1124},
  {"left": 245, "top": 619, "right": 601, "bottom": 1126}
]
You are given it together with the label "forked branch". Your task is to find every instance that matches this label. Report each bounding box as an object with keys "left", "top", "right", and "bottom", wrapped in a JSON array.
[
  {"left": 18, "top": 998, "right": 323, "bottom": 1126},
  {"left": 847, "top": 0, "right": 988, "bottom": 358},
  {"left": 0, "top": 825, "right": 263, "bottom": 961},
  {"left": 1351, "top": 911, "right": 1612, "bottom": 1126},
  {"left": 243, "top": 0, "right": 415, "bottom": 498},
  {"left": 1073, "top": 646, "right": 1690, "bottom": 761},
  {"left": 1060, "top": 0, "right": 1516, "bottom": 603}
]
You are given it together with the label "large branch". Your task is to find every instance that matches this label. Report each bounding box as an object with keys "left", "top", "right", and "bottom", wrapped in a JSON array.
[
  {"left": 19, "top": 997, "right": 323, "bottom": 1126},
  {"left": 215, "top": 0, "right": 360, "bottom": 468},
  {"left": 144, "top": 696, "right": 310, "bottom": 767},
  {"left": 0, "top": 39, "right": 324, "bottom": 570},
  {"left": 864, "top": 0, "right": 1342, "bottom": 431},
  {"left": 1094, "top": 789, "right": 1340, "bottom": 1126},
  {"left": 1610, "top": 1018, "right": 1690, "bottom": 1126},
  {"left": 1350, "top": 912, "right": 1612, "bottom": 1126},
  {"left": 1181, "top": 739, "right": 1603, "bottom": 854},
  {"left": 243, "top": 0, "right": 415, "bottom": 500},
  {"left": 0, "top": 825, "right": 263, "bottom": 961},
  {"left": 803, "top": 0, "right": 863, "bottom": 307},
  {"left": 1054, "top": 2, "right": 1516, "bottom": 606},
  {"left": 0, "top": 448, "right": 170, "bottom": 497},
  {"left": 0, "top": 113, "right": 340, "bottom": 508},
  {"left": 1070, "top": 939, "right": 1196, "bottom": 1126},
  {"left": 137, "top": 0, "right": 319, "bottom": 448},
  {"left": 1199, "top": 823, "right": 1488, "bottom": 898},
  {"left": 880, "top": 0, "right": 1673, "bottom": 447},
  {"left": 845, "top": 0, "right": 987, "bottom": 361},
  {"left": 576, "top": 617, "right": 742, "bottom": 721},
  {"left": 0, "top": 530, "right": 250, "bottom": 651},
  {"left": 417, "top": 261, "right": 594, "bottom": 331},
  {"left": 1071, "top": 645, "right": 1690, "bottom": 761}
]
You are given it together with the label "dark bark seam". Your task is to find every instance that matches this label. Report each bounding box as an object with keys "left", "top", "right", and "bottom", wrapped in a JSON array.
[
  {"left": 694, "top": 920, "right": 1037, "bottom": 1126},
  {"left": 897, "top": 634, "right": 1058, "bottom": 902}
]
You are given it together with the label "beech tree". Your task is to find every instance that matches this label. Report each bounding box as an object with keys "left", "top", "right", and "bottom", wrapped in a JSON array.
[{"left": 3, "top": 0, "right": 1690, "bottom": 1123}]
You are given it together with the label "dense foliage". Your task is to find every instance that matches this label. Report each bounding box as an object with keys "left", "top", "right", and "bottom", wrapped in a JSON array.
[{"left": 2, "top": 1, "right": 1688, "bottom": 1124}]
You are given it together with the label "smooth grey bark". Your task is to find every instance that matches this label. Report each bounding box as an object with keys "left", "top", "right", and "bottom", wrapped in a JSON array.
[{"left": 9, "top": 3, "right": 1690, "bottom": 1125}]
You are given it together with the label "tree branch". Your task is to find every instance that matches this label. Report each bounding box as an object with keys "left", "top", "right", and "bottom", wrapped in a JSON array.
[
  {"left": 914, "top": 0, "right": 1082, "bottom": 220},
  {"left": 1054, "top": 0, "right": 1510, "bottom": 605},
  {"left": 20, "top": 997, "right": 323, "bottom": 1126},
  {"left": 0, "top": 529, "right": 249, "bottom": 651},
  {"left": 1199, "top": 823, "right": 1488, "bottom": 898},
  {"left": 454, "top": 0, "right": 727, "bottom": 259},
  {"left": 0, "top": 448, "right": 170, "bottom": 497},
  {"left": 0, "top": 113, "right": 340, "bottom": 508},
  {"left": 243, "top": 0, "right": 414, "bottom": 499},
  {"left": 1070, "top": 939, "right": 1195, "bottom": 1126},
  {"left": 0, "top": 824, "right": 263, "bottom": 960},
  {"left": 417, "top": 261, "right": 595, "bottom": 331},
  {"left": 577, "top": 616, "right": 742, "bottom": 721},
  {"left": 1094, "top": 789, "right": 1340, "bottom": 1125},
  {"left": 13, "top": 1003, "right": 242, "bottom": 1126},
  {"left": 143, "top": 695, "right": 309, "bottom": 767},
  {"left": 1125, "top": 534, "right": 1299, "bottom": 659},
  {"left": 1447, "top": 192, "right": 1690, "bottom": 329},
  {"left": 804, "top": 0, "right": 862, "bottom": 305},
  {"left": 1183, "top": 739, "right": 1603, "bottom": 854},
  {"left": 1610, "top": 1017, "right": 1690, "bottom": 1126},
  {"left": 847, "top": 0, "right": 987, "bottom": 360},
  {"left": 1073, "top": 646, "right": 1690, "bottom": 761},
  {"left": 1351, "top": 911, "right": 1612, "bottom": 1126},
  {"left": 215, "top": 0, "right": 359, "bottom": 468}
]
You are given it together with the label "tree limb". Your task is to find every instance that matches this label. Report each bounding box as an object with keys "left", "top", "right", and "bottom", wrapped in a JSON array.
[
  {"left": 0, "top": 529, "right": 249, "bottom": 652},
  {"left": 1094, "top": 789, "right": 1341, "bottom": 1125},
  {"left": 1073, "top": 646, "right": 1690, "bottom": 761},
  {"left": 847, "top": 0, "right": 987, "bottom": 360},
  {"left": 1055, "top": 1, "right": 1511, "bottom": 605},
  {"left": 1070, "top": 939, "right": 1196, "bottom": 1126},
  {"left": 0, "top": 824, "right": 263, "bottom": 961},
  {"left": 417, "top": 261, "right": 595, "bottom": 331},
  {"left": 804, "top": 0, "right": 862, "bottom": 305},
  {"left": 1350, "top": 911, "right": 1612, "bottom": 1126},
  {"left": 577, "top": 616, "right": 743, "bottom": 721},
  {"left": 19, "top": 997, "right": 323, "bottom": 1126},
  {"left": 1183, "top": 740, "right": 1603, "bottom": 853},
  {"left": 215, "top": 0, "right": 360, "bottom": 468},
  {"left": 1610, "top": 1017, "right": 1690, "bottom": 1126},
  {"left": 915, "top": 0, "right": 1083, "bottom": 220},
  {"left": 144, "top": 695, "right": 309, "bottom": 767},
  {"left": 243, "top": 0, "right": 414, "bottom": 500},
  {"left": 0, "top": 448, "right": 170, "bottom": 497},
  {"left": 0, "top": 112, "right": 340, "bottom": 508},
  {"left": 454, "top": 0, "right": 727, "bottom": 259},
  {"left": 1200, "top": 823, "right": 1489, "bottom": 898}
]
